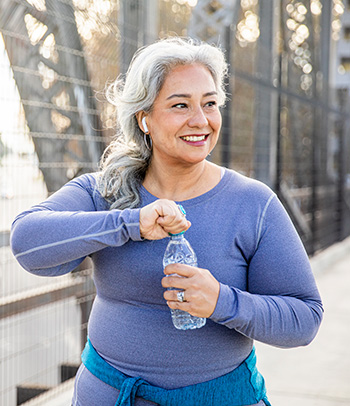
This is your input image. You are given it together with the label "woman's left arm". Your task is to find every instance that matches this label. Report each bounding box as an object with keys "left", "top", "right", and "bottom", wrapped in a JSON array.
[{"left": 210, "top": 194, "right": 324, "bottom": 348}]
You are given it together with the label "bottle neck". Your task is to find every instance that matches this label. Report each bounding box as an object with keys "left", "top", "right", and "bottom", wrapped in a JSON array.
[{"left": 169, "top": 233, "right": 185, "bottom": 240}]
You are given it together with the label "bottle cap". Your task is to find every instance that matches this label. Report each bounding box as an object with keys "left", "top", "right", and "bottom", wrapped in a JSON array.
[
  {"left": 168, "top": 231, "right": 185, "bottom": 236},
  {"left": 177, "top": 204, "right": 186, "bottom": 216}
]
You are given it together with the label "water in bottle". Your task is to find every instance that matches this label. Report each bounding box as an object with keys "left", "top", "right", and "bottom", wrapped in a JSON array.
[{"left": 163, "top": 206, "right": 206, "bottom": 330}]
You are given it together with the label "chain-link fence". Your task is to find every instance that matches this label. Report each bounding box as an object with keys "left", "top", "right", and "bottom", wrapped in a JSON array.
[{"left": 1, "top": 0, "right": 349, "bottom": 404}]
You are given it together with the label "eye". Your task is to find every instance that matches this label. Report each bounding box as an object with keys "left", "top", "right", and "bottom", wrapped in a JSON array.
[
  {"left": 205, "top": 100, "right": 217, "bottom": 108},
  {"left": 172, "top": 103, "right": 188, "bottom": 109}
]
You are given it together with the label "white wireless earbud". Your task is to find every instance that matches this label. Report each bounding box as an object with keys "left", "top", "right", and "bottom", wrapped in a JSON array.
[{"left": 141, "top": 117, "right": 149, "bottom": 133}]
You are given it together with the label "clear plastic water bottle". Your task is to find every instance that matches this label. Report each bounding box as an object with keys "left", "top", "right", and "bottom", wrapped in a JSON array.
[{"left": 163, "top": 205, "right": 206, "bottom": 330}]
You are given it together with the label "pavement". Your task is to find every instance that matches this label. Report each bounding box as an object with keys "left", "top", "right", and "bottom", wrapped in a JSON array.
[{"left": 256, "top": 237, "right": 350, "bottom": 405}]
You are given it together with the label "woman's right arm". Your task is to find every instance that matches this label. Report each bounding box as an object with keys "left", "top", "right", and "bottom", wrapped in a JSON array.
[
  {"left": 10, "top": 174, "right": 190, "bottom": 277},
  {"left": 10, "top": 175, "right": 142, "bottom": 276}
]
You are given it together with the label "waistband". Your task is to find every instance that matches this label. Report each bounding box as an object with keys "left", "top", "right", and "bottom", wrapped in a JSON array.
[{"left": 81, "top": 338, "right": 271, "bottom": 406}]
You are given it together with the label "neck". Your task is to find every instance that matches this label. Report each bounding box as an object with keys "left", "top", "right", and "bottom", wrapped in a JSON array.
[{"left": 143, "top": 160, "right": 220, "bottom": 201}]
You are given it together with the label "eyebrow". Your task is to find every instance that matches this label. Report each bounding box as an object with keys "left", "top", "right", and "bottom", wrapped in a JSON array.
[{"left": 166, "top": 91, "right": 217, "bottom": 100}]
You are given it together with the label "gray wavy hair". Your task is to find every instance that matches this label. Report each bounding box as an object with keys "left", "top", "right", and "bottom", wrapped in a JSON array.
[{"left": 98, "top": 37, "right": 228, "bottom": 209}]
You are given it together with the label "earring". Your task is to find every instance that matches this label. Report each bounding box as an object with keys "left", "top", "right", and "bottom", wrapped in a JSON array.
[
  {"left": 143, "top": 133, "right": 152, "bottom": 151},
  {"left": 142, "top": 117, "right": 149, "bottom": 133}
]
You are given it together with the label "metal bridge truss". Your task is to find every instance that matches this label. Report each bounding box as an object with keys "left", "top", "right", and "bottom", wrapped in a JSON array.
[{"left": 0, "top": 0, "right": 105, "bottom": 193}]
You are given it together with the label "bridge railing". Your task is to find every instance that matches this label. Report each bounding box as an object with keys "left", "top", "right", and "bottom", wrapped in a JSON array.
[{"left": 0, "top": 1, "right": 349, "bottom": 405}]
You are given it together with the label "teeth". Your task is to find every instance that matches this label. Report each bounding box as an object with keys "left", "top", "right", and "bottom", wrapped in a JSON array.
[{"left": 182, "top": 135, "right": 206, "bottom": 142}]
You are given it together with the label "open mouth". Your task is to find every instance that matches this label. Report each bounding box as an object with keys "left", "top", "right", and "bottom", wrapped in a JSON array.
[{"left": 180, "top": 134, "right": 209, "bottom": 143}]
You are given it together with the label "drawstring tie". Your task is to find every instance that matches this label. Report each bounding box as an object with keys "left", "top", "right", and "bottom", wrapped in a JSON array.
[{"left": 115, "top": 376, "right": 146, "bottom": 406}]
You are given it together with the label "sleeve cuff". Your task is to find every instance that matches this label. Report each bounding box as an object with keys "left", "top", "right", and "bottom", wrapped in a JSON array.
[
  {"left": 210, "top": 283, "right": 237, "bottom": 322},
  {"left": 124, "top": 208, "right": 144, "bottom": 242}
]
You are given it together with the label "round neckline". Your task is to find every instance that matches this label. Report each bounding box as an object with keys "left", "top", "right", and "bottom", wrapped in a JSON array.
[{"left": 140, "top": 167, "right": 231, "bottom": 207}]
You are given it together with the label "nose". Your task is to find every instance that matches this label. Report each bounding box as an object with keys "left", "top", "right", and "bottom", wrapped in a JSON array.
[{"left": 187, "top": 106, "right": 208, "bottom": 128}]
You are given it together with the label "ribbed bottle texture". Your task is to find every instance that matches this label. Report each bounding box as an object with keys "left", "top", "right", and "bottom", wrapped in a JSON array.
[{"left": 163, "top": 232, "right": 206, "bottom": 330}]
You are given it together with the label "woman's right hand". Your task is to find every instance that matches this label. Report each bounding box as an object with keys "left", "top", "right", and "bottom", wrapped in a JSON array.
[{"left": 139, "top": 199, "right": 191, "bottom": 240}]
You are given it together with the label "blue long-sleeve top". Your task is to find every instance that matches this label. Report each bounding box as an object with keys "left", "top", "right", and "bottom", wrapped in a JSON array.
[{"left": 10, "top": 168, "right": 323, "bottom": 390}]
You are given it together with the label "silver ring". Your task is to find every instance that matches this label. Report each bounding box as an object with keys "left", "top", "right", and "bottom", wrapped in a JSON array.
[{"left": 177, "top": 291, "right": 186, "bottom": 302}]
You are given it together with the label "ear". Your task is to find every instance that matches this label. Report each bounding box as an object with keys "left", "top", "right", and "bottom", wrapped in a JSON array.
[{"left": 136, "top": 112, "right": 149, "bottom": 133}]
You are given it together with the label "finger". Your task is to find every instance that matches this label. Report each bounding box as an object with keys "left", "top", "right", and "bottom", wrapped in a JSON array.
[
  {"left": 154, "top": 199, "right": 179, "bottom": 219},
  {"left": 140, "top": 200, "right": 189, "bottom": 240},
  {"left": 160, "top": 218, "right": 190, "bottom": 230},
  {"left": 157, "top": 209, "right": 190, "bottom": 228},
  {"left": 157, "top": 217, "right": 191, "bottom": 233},
  {"left": 155, "top": 201, "right": 190, "bottom": 228},
  {"left": 154, "top": 229, "right": 171, "bottom": 240},
  {"left": 161, "top": 275, "right": 189, "bottom": 290},
  {"left": 141, "top": 200, "right": 175, "bottom": 230},
  {"left": 166, "top": 300, "right": 197, "bottom": 315},
  {"left": 163, "top": 289, "right": 188, "bottom": 302},
  {"left": 163, "top": 263, "right": 196, "bottom": 277}
]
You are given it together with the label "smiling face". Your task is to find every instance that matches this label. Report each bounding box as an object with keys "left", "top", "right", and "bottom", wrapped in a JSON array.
[{"left": 143, "top": 63, "right": 222, "bottom": 169}]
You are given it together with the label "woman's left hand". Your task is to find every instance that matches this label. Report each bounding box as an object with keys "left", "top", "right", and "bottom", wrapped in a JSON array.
[{"left": 162, "top": 263, "right": 220, "bottom": 318}]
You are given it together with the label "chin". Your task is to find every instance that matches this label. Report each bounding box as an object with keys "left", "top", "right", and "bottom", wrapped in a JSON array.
[{"left": 180, "top": 155, "right": 208, "bottom": 166}]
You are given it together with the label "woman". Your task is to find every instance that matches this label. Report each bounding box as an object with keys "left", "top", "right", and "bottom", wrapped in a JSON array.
[{"left": 11, "top": 38, "right": 323, "bottom": 406}]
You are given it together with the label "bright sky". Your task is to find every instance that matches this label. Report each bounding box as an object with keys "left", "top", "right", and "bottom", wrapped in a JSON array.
[
  {"left": 0, "top": 33, "right": 34, "bottom": 154},
  {"left": 0, "top": 32, "right": 46, "bottom": 231}
]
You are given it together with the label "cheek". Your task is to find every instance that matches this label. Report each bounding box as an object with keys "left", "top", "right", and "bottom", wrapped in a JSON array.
[
  {"left": 210, "top": 113, "right": 222, "bottom": 134},
  {"left": 152, "top": 114, "right": 185, "bottom": 135},
  {"left": 217, "top": 112, "right": 223, "bottom": 128}
]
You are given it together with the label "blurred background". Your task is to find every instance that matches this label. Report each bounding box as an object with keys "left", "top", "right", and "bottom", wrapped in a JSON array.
[{"left": 0, "top": 0, "right": 349, "bottom": 405}]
